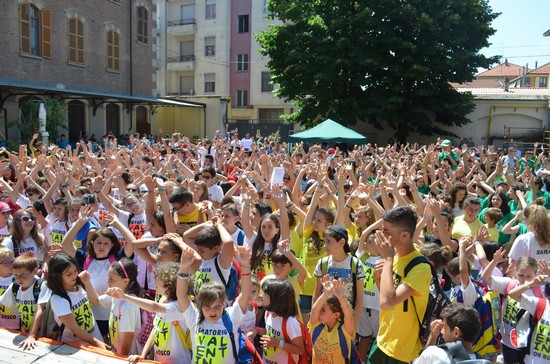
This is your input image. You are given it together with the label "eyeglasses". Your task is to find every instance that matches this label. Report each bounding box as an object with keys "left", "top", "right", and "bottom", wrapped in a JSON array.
[
  {"left": 128, "top": 188, "right": 139, "bottom": 192},
  {"left": 20, "top": 216, "right": 35, "bottom": 222},
  {"left": 0, "top": 260, "right": 14, "bottom": 266},
  {"left": 125, "top": 200, "right": 139, "bottom": 208},
  {"left": 202, "top": 175, "right": 212, "bottom": 180}
]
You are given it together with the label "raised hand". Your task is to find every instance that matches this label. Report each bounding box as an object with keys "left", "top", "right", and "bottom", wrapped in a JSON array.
[{"left": 105, "top": 287, "right": 126, "bottom": 300}]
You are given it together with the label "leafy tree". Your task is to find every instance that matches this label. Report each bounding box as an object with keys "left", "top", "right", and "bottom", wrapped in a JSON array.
[
  {"left": 9, "top": 98, "right": 67, "bottom": 145},
  {"left": 257, "top": 0, "right": 499, "bottom": 142}
]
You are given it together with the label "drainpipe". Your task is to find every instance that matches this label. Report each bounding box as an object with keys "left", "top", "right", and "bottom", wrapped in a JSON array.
[{"left": 129, "top": 0, "right": 134, "bottom": 134}]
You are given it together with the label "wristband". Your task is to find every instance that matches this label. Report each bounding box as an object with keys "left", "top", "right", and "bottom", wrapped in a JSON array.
[
  {"left": 177, "top": 272, "right": 191, "bottom": 279},
  {"left": 255, "top": 326, "right": 262, "bottom": 333},
  {"left": 278, "top": 340, "right": 284, "bottom": 349}
]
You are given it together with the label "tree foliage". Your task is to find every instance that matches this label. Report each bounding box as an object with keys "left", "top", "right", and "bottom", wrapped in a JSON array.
[
  {"left": 256, "top": 0, "right": 500, "bottom": 142},
  {"left": 10, "top": 98, "right": 68, "bottom": 144}
]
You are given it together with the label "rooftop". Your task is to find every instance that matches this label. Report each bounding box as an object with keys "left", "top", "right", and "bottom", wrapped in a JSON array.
[
  {"left": 527, "top": 61, "right": 550, "bottom": 75},
  {"left": 477, "top": 62, "right": 528, "bottom": 78}
]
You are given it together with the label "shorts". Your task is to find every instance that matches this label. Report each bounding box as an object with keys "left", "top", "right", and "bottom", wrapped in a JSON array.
[
  {"left": 299, "top": 295, "right": 312, "bottom": 314},
  {"left": 357, "top": 307, "right": 380, "bottom": 338},
  {"left": 503, "top": 344, "right": 525, "bottom": 364},
  {"left": 367, "top": 340, "right": 408, "bottom": 364}
]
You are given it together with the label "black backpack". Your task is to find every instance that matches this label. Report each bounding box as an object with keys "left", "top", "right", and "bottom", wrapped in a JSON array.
[
  {"left": 404, "top": 256, "right": 450, "bottom": 347},
  {"left": 437, "top": 341, "right": 490, "bottom": 363}
]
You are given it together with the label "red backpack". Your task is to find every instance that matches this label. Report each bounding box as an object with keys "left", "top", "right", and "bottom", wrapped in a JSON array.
[{"left": 281, "top": 315, "right": 312, "bottom": 364}]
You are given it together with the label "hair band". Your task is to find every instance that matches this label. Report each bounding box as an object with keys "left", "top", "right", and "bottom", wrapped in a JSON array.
[{"left": 118, "top": 260, "right": 129, "bottom": 278}]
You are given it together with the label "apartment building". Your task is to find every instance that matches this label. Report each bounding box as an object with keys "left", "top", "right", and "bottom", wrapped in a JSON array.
[{"left": 156, "top": 0, "right": 294, "bottom": 140}]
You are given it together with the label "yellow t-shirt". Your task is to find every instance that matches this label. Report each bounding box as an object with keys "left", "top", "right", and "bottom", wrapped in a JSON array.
[
  {"left": 311, "top": 321, "right": 354, "bottom": 364},
  {"left": 289, "top": 229, "right": 304, "bottom": 257},
  {"left": 301, "top": 226, "right": 328, "bottom": 296},
  {"left": 261, "top": 274, "right": 303, "bottom": 322},
  {"left": 486, "top": 225, "right": 499, "bottom": 242},
  {"left": 451, "top": 216, "right": 484, "bottom": 240},
  {"left": 377, "top": 249, "right": 431, "bottom": 363},
  {"left": 177, "top": 204, "right": 205, "bottom": 227}
]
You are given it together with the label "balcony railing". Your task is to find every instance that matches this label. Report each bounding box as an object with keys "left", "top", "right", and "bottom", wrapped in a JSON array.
[
  {"left": 167, "top": 18, "right": 196, "bottom": 26},
  {"left": 167, "top": 55, "right": 196, "bottom": 63}
]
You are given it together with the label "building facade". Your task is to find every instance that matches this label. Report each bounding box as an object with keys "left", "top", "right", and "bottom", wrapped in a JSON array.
[
  {"left": 0, "top": 0, "right": 167, "bottom": 144},
  {"left": 156, "top": 0, "right": 295, "bottom": 140}
]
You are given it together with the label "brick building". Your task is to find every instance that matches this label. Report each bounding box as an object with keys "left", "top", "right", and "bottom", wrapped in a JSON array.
[{"left": 0, "top": 0, "right": 202, "bottom": 145}]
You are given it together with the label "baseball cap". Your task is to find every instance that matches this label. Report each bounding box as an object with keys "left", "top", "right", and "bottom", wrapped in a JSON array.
[
  {"left": 0, "top": 202, "right": 12, "bottom": 213},
  {"left": 440, "top": 139, "right": 452, "bottom": 147},
  {"left": 327, "top": 148, "right": 336, "bottom": 154}
]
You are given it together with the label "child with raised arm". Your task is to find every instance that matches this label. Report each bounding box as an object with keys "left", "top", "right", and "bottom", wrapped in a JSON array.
[
  {"left": 175, "top": 243, "right": 252, "bottom": 364},
  {"left": 310, "top": 276, "right": 356, "bottom": 364}
]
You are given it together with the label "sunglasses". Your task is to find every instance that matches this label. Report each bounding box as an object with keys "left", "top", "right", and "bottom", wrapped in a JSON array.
[
  {"left": 0, "top": 260, "right": 14, "bottom": 266},
  {"left": 202, "top": 175, "right": 212, "bottom": 180},
  {"left": 128, "top": 188, "right": 139, "bottom": 192},
  {"left": 125, "top": 200, "right": 139, "bottom": 208},
  {"left": 20, "top": 216, "right": 35, "bottom": 222}
]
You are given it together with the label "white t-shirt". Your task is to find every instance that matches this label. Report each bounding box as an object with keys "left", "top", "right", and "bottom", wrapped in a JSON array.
[
  {"left": 0, "top": 275, "right": 19, "bottom": 330},
  {"left": 16, "top": 195, "right": 32, "bottom": 210},
  {"left": 176, "top": 302, "right": 245, "bottom": 364},
  {"left": 263, "top": 313, "right": 301, "bottom": 364},
  {"left": 118, "top": 210, "right": 147, "bottom": 240},
  {"left": 490, "top": 276, "right": 541, "bottom": 349},
  {"left": 359, "top": 253, "right": 380, "bottom": 310},
  {"left": 194, "top": 255, "right": 231, "bottom": 296},
  {"left": 0, "top": 225, "right": 10, "bottom": 243},
  {"left": 240, "top": 305, "right": 257, "bottom": 334},
  {"left": 2, "top": 235, "right": 45, "bottom": 263},
  {"left": 86, "top": 257, "right": 112, "bottom": 321},
  {"left": 509, "top": 232, "right": 550, "bottom": 263},
  {"left": 50, "top": 287, "right": 103, "bottom": 345},
  {"left": 450, "top": 277, "right": 479, "bottom": 306},
  {"left": 0, "top": 278, "right": 50, "bottom": 332},
  {"left": 199, "top": 146, "right": 217, "bottom": 168},
  {"left": 519, "top": 295, "right": 550, "bottom": 364},
  {"left": 98, "top": 295, "right": 142, "bottom": 356}
]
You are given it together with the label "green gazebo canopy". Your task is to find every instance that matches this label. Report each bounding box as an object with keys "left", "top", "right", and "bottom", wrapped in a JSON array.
[{"left": 289, "top": 118, "right": 368, "bottom": 144}]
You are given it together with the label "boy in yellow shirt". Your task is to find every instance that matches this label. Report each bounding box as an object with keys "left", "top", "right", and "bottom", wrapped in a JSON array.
[{"left": 483, "top": 207, "right": 502, "bottom": 242}]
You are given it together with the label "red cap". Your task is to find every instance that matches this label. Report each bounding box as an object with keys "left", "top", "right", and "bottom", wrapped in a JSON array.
[
  {"left": 0, "top": 202, "right": 12, "bottom": 213},
  {"left": 327, "top": 148, "right": 336, "bottom": 154}
]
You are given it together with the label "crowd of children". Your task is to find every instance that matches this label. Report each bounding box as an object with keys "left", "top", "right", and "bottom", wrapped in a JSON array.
[{"left": 0, "top": 134, "right": 548, "bottom": 364}]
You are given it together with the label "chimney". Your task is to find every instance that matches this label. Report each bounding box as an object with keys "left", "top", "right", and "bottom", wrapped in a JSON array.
[
  {"left": 535, "top": 61, "right": 538, "bottom": 69},
  {"left": 504, "top": 77, "right": 510, "bottom": 92}
]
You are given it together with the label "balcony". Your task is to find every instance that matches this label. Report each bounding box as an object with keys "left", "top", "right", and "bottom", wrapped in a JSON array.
[
  {"left": 167, "top": 55, "right": 196, "bottom": 71},
  {"left": 167, "top": 19, "right": 197, "bottom": 36}
]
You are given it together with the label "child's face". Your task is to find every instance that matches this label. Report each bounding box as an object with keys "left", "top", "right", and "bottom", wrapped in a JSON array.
[
  {"left": 313, "top": 211, "right": 330, "bottom": 233},
  {"left": 449, "top": 273, "right": 461, "bottom": 286},
  {"left": 516, "top": 267, "right": 536, "bottom": 285},
  {"left": 260, "top": 219, "right": 279, "bottom": 242},
  {"left": 319, "top": 303, "right": 339, "bottom": 325},
  {"left": 354, "top": 211, "right": 368, "bottom": 229},
  {"left": 92, "top": 235, "right": 114, "bottom": 259},
  {"left": 323, "top": 235, "right": 343, "bottom": 255},
  {"left": 249, "top": 285, "right": 259, "bottom": 303},
  {"left": 272, "top": 262, "right": 292, "bottom": 279},
  {"left": 195, "top": 245, "right": 221, "bottom": 261},
  {"left": 484, "top": 214, "right": 494, "bottom": 225},
  {"left": 69, "top": 203, "right": 81, "bottom": 222},
  {"left": 61, "top": 264, "right": 79, "bottom": 291},
  {"left": 52, "top": 204, "right": 66, "bottom": 220},
  {"left": 0, "top": 255, "right": 14, "bottom": 277},
  {"left": 148, "top": 218, "right": 165, "bottom": 238},
  {"left": 202, "top": 298, "right": 224, "bottom": 323},
  {"left": 156, "top": 240, "right": 180, "bottom": 263},
  {"left": 441, "top": 318, "right": 458, "bottom": 343},
  {"left": 107, "top": 267, "right": 129, "bottom": 290},
  {"left": 220, "top": 211, "right": 239, "bottom": 230},
  {"left": 13, "top": 267, "right": 36, "bottom": 288}
]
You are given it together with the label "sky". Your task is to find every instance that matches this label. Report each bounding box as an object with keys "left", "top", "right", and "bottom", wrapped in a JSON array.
[{"left": 479, "top": 0, "right": 550, "bottom": 72}]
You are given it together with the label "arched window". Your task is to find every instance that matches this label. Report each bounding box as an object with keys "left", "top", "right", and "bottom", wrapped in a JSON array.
[
  {"left": 106, "top": 30, "right": 120, "bottom": 71},
  {"left": 137, "top": 6, "right": 148, "bottom": 44},
  {"left": 68, "top": 18, "right": 84, "bottom": 64}
]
